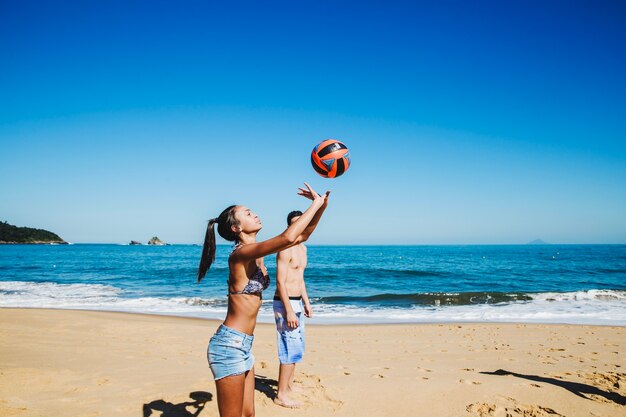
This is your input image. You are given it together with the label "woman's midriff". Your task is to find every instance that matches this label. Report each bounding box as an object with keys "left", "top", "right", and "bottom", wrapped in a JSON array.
[{"left": 223, "top": 294, "right": 262, "bottom": 335}]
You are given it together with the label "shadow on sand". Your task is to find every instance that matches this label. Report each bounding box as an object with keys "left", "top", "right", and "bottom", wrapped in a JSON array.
[
  {"left": 481, "top": 369, "right": 626, "bottom": 406},
  {"left": 143, "top": 391, "right": 213, "bottom": 417},
  {"left": 255, "top": 374, "right": 278, "bottom": 401}
]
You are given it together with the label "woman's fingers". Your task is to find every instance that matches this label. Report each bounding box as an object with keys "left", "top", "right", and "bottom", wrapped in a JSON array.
[
  {"left": 298, "top": 183, "right": 328, "bottom": 201},
  {"left": 304, "top": 183, "right": 324, "bottom": 201},
  {"left": 303, "top": 182, "right": 317, "bottom": 195}
]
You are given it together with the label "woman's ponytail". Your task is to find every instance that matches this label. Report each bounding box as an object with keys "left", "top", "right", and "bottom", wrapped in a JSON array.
[
  {"left": 197, "top": 218, "right": 219, "bottom": 283},
  {"left": 196, "top": 205, "right": 239, "bottom": 284}
]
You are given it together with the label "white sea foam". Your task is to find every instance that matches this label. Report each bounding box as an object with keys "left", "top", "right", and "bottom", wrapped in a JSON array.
[
  {"left": 0, "top": 281, "right": 228, "bottom": 318},
  {"left": 1, "top": 281, "right": 625, "bottom": 325},
  {"left": 0, "top": 281, "right": 122, "bottom": 304}
]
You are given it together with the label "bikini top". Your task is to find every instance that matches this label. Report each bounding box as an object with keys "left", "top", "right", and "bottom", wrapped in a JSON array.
[{"left": 228, "top": 243, "right": 270, "bottom": 296}]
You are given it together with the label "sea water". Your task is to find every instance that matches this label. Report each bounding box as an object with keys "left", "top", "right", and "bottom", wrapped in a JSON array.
[{"left": 1, "top": 244, "right": 625, "bottom": 325}]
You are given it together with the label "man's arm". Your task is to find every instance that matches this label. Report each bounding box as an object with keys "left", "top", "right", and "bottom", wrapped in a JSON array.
[
  {"left": 276, "top": 248, "right": 299, "bottom": 328},
  {"left": 302, "top": 277, "right": 312, "bottom": 318}
]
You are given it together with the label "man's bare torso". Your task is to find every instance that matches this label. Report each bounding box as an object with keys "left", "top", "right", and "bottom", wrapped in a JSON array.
[{"left": 274, "top": 243, "right": 307, "bottom": 297}]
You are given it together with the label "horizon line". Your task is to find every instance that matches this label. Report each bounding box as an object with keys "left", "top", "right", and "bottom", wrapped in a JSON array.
[{"left": 17, "top": 242, "right": 626, "bottom": 246}]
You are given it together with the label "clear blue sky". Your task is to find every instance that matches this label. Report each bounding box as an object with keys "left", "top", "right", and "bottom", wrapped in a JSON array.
[{"left": 1, "top": 0, "right": 625, "bottom": 244}]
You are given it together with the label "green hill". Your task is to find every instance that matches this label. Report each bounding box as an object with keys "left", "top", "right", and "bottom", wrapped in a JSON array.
[{"left": 0, "top": 221, "right": 67, "bottom": 244}]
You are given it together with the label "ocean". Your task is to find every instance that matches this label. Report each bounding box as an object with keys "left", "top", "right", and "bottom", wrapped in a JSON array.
[{"left": 1, "top": 244, "right": 625, "bottom": 325}]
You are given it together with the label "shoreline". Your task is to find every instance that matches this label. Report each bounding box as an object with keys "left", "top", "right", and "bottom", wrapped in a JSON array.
[
  {"left": 3, "top": 304, "right": 625, "bottom": 327},
  {"left": 0, "top": 306, "right": 626, "bottom": 328},
  {"left": 3, "top": 305, "right": 626, "bottom": 328},
  {"left": 1, "top": 308, "right": 624, "bottom": 416}
]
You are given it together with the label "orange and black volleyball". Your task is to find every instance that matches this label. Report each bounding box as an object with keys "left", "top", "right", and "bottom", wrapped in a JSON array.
[{"left": 310, "top": 139, "right": 351, "bottom": 178}]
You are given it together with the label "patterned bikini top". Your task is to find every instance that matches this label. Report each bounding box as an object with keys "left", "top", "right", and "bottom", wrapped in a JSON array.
[{"left": 228, "top": 243, "right": 270, "bottom": 296}]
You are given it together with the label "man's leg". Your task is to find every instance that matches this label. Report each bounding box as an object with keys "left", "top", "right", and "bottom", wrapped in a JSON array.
[
  {"left": 275, "top": 362, "right": 301, "bottom": 408},
  {"left": 274, "top": 306, "right": 302, "bottom": 408}
]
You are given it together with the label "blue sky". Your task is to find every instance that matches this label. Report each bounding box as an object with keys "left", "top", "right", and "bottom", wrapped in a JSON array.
[{"left": 1, "top": 0, "right": 625, "bottom": 244}]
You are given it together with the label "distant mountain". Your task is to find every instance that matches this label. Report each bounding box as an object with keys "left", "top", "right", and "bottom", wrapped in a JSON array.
[
  {"left": 527, "top": 239, "right": 550, "bottom": 245},
  {"left": 0, "top": 221, "right": 67, "bottom": 244}
]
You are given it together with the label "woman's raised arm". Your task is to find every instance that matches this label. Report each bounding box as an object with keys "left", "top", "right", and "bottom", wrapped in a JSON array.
[{"left": 231, "top": 183, "right": 326, "bottom": 262}]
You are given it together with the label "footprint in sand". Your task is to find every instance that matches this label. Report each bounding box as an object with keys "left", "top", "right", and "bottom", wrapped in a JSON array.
[
  {"left": 0, "top": 404, "right": 29, "bottom": 415},
  {"left": 466, "top": 402, "right": 495, "bottom": 417},
  {"left": 467, "top": 398, "right": 565, "bottom": 417},
  {"left": 459, "top": 379, "right": 482, "bottom": 385},
  {"left": 288, "top": 372, "right": 343, "bottom": 411},
  {"left": 584, "top": 371, "right": 626, "bottom": 392}
]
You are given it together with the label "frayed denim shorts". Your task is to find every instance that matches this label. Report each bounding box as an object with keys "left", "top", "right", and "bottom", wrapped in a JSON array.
[{"left": 207, "top": 324, "right": 255, "bottom": 380}]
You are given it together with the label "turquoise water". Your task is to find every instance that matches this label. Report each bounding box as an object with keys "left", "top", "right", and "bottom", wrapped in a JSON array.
[{"left": 1, "top": 244, "right": 625, "bottom": 325}]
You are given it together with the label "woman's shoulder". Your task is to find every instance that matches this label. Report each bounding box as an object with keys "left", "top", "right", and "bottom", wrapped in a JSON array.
[
  {"left": 228, "top": 241, "right": 244, "bottom": 259},
  {"left": 229, "top": 244, "right": 262, "bottom": 264}
]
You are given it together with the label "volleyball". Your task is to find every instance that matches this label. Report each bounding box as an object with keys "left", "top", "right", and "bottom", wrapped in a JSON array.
[{"left": 310, "top": 139, "right": 351, "bottom": 178}]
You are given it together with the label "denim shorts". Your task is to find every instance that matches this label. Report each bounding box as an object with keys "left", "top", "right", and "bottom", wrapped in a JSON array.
[
  {"left": 207, "top": 324, "right": 255, "bottom": 380},
  {"left": 273, "top": 298, "right": 305, "bottom": 364}
]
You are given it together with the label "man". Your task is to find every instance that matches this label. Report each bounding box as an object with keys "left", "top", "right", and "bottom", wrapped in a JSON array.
[{"left": 272, "top": 210, "right": 314, "bottom": 408}]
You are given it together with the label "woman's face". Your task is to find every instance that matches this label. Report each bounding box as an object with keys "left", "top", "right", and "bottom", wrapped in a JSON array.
[{"left": 233, "top": 206, "right": 262, "bottom": 234}]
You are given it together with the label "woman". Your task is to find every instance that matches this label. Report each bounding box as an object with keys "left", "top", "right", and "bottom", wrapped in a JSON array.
[{"left": 197, "top": 183, "right": 329, "bottom": 417}]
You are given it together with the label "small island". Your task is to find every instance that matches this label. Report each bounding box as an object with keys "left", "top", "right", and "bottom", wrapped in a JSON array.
[
  {"left": 147, "top": 236, "right": 167, "bottom": 246},
  {"left": 0, "top": 221, "right": 68, "bottom": 244},
  {"left": 129, "top": 240, "right": 142, "bottom": 245},
  {"left": 527, "top": 239, "right": 550, "bottom": 245}
]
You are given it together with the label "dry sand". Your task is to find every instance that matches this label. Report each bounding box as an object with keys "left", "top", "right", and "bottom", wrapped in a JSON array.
[{"left": 0, "top": 308, "right": 624, "bottom": 417}]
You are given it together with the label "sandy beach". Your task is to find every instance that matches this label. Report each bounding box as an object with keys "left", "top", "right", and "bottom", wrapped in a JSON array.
[{"left": 0, "top": 308, "right": 624, "bottom": 417}]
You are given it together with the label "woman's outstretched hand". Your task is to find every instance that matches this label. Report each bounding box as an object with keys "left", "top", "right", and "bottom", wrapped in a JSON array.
[{"left": 298, "top": 183, "right": 330, "bottom": 206}]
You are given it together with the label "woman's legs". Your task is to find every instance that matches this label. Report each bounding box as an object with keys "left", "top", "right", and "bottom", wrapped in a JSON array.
[
  {"left": 214, "top": 368, "right": 256, "bottom": 417},
  {"left": 215, "top": 373, "right": 246, "bottom": 417},
  {"left": 241, "top": 366, "right": 256, "bottom": 417}
]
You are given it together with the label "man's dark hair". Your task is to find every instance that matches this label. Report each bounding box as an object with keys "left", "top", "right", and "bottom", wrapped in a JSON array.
[{"left": 287, "top": 210, "right": 303, "bottom": 226}]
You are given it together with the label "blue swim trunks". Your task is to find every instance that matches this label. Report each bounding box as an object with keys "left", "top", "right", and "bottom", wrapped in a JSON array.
[
  {"left": 273, "top": 297, "right": 306, "bottom": 364},
  {"left": 207, "top": 324, "right": 255, "bottom": 380}
]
